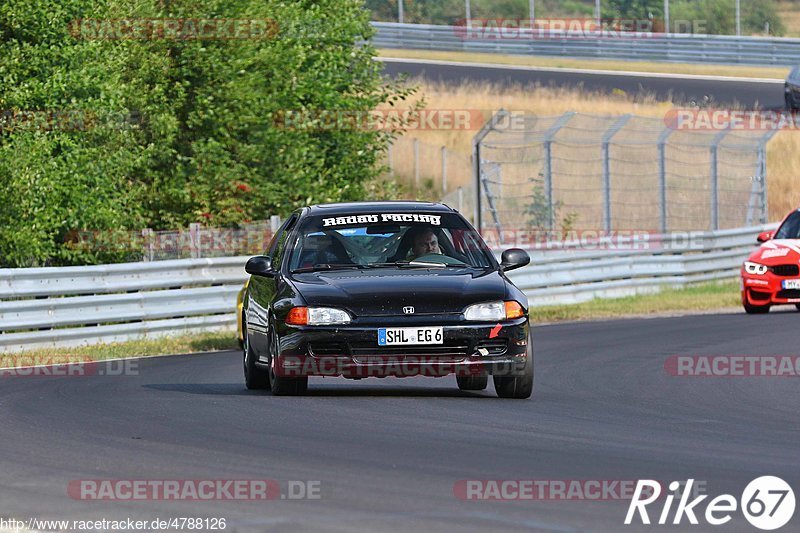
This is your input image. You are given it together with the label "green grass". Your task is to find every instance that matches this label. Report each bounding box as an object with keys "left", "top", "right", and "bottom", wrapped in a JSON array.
[
  {"left": 0, "top": 329, "right": 239, "bottom": 368},
  {"left": 1, "top": 282, "right": 741, "bottom": 365},
  {"left": 531, "top": 280, "right": 741, "bottom": 323}
]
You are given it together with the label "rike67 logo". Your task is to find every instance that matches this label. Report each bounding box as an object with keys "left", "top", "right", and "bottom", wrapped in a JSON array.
[{"left": 625, "top": 477, "right": 795, "bottom": 530}]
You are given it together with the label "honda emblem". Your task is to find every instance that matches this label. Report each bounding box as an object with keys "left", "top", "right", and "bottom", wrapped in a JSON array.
[{"left": 403, "top": 306, "right": 415, "bottom": 314}]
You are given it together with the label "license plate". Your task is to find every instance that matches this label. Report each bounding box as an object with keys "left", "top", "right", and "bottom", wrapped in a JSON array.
[
  {"left": 782, "top": 279, "right": 800, "bottom": 289},
  {"left": 378, "top": 327, "right": 443, "bottom": 346}
]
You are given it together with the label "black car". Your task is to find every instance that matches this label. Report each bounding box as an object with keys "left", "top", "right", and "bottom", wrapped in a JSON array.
[
  {"left": 786, "top": 66, "right": 800, "bottom": 112},
  {"left": 241, "top": 201, "right": 533, "bottom": 398}
]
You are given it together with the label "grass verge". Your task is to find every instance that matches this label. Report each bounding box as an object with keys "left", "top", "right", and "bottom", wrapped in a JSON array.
[
  {"left": 0, "top": 329, "right": 239, "bottom": 367},
  {"left": 378, "top": 49, "right": 788, "bottom": 80},
  {"left": 531, "top": 280, "right": 741, "bottom": 323}
]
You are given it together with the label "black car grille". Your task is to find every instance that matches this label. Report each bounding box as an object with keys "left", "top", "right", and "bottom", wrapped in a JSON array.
[
  {"left": 748, "top": 289, "right": 771, "bottom": 301},
  {"left": 777, "top": 289, "right": 800, "bottom": 299},
  {"left": 770, "top": 264, "right": 799, "bottom": 277},
  {"left": 350, "top": 340, "right": 470, "bottom": 358},
  {"left": 308, "top": 342, "right": 348, "bottom": 356},
  {"left": 475, "top": 339, "right": 508, "bottom": 356}
]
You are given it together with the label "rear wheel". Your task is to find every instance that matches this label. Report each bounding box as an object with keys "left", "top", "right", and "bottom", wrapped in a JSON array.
[
  {"left": 456, "top": 375, "right": 488, "bottom": 391},
  {"left": 743, "top": 302, "right": 770, "bottom": 314},
  {"left": 267, "top": 323, "right": 308, "bottom": 396},
  {"left": 494, "top": 333, "right": 534, "bottom": 399},
  {"left": 243, "top": 326, "right": 270, "bottom": 390},
  {"left": 795, "top": 304, "right": 800, "bottom": 311}
]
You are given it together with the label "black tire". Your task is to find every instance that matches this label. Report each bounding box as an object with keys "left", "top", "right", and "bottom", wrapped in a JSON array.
[
  {"left": 493, "top": 333, "right": 534, "bottom": 399},
  {"left": 243, "top": 327, "right": 270, "bottom": 390},
  {"left": 456, "top": 375, "right": 488, "bottom": 391},
  {"left": 795, "top": 304, "right": 800, "bottom": 311},
  {"left": 743, "top": 302, "right": 770, "bottom": 314},
  {"left": 267, "top": 323, "right": 308, "bottom": 396}
]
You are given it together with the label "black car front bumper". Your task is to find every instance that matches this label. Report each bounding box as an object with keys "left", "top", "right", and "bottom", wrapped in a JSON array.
[{"left": 273, "top": 317, "right": 531, "bottom": 379}]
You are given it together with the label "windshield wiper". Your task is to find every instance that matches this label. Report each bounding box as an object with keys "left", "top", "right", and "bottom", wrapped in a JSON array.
[
  {"left": 369, "top": 261, "right": 468, "bottom": 269},
  {"left": 291, "top": 264, "right": 366, "bottom": 273}
]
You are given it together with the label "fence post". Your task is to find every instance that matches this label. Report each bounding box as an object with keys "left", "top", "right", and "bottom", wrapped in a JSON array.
[
  {"left": 657, "top": 128, "right": 674, "bottom": 234},
  {"left": 413, "top": 138, "right": 420, "bottom": 188},
  {"left": 387, "top": 144, "right": 394, "bottom": 177},
  {"left": 457, "top": 186, "right": 464, "bottom": 213},
  {"left": 709, "top": 130, "right": 729, "bottom": 231},
  {"left": 542, "top": 112, "right": 576, "bottom": 230},
  {"left": 187, "top": 223, "right": 201, "bottom": 259},
  {"left": 472, "top": 109, "right": 509, "bottom": 231},
  {"left": 141, "top": 228, "right": 154, "bottom": 262},
  {"left": 601, "top": 115, "right": 633, "bottom": 233},
  {"left": 441, "top": 145, "right": 447, "bottom": 193}
]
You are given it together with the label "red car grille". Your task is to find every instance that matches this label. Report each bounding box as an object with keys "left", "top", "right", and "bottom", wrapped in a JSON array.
[{"left": 770, "top": 264, "right": 799, "bottom": 277}]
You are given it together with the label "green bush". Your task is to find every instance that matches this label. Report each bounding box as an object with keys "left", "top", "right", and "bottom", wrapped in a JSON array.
[{"left": 0, "top": 0, "right": 411, "bottom": 267}]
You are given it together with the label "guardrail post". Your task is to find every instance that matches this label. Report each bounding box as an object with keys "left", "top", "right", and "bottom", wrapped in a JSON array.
[
  {"left": 657, "top": 128, "right": 674, "bottom": 234},
  {"left": 601, "top": 115, "right": 633, "bottom": 232}
]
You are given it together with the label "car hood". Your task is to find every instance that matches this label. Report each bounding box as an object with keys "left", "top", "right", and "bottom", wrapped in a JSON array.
[
  {"left": 748, "top": 240, "right": 800, "bottom": 264},
  {"left": 291, "top": 268, "right": 508, "bottom": 316}
]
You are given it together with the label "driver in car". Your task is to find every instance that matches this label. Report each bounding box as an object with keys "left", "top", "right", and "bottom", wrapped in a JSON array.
[{"left": 409, "top": 228, "right": 442, "bottom": 259}]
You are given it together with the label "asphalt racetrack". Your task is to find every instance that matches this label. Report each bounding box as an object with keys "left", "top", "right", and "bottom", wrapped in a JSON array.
[
  {"left": 2, "top": 311, "right": 798, "bottom": 532},
  {"left": 380, "top": 58, "right": 786, "bottom": 109}
]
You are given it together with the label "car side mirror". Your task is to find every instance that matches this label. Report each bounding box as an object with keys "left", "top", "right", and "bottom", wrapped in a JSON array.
[
  {"left": 756, "top": 231, "right": 773, "bottom": 243},
  {"left": 245, "top": 255, "right": 275, "bottom": 277},
  {"left": 500, "top": 248, "right": 530, "bottom": 272}
]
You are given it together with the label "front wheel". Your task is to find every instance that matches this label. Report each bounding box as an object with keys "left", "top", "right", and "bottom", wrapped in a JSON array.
[
  {"left": 456, "top": 375, "right": 488, "bottom": 391},
  {"left": 243, "top": 328, "right": 270, "bottom": 390},
  {"left": 267, "top": 324, "right": 308, "bottom": 396},
  {"left": 494, "top": 334, "right": 534, "bottom": 399}
]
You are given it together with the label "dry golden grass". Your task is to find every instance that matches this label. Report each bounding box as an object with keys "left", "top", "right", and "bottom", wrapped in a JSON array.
[
  {"left": 776, "top": 1, "right": 800, "bottom": 37},
  {"left": 379, "top": 49, "right": 789, "bottom": 80},
  {"left": 385, "top": 80, "right": 800, "bottom": 224}
]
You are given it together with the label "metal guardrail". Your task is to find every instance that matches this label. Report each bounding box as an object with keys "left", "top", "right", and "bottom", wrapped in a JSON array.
[
  {"left": 0, "top": 224, "right": 772, "bottom": 352},
  {"left": 372, "top": 22, "right": 800, "bottom": 66},
  {"left": 0, "top": 257, "right": 250, "bottom": 353}
]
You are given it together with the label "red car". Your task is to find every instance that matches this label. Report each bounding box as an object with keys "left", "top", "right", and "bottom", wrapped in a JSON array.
[{"left": 741, "top": 209, "right": 800, "bottom": 313}]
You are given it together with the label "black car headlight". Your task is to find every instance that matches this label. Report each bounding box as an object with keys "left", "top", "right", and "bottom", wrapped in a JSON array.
[
  {"left": 286, "top": 306, "right": 352, "bottom": 326},
  {"left": 464, "top": 301, "right": 524, "bottom": 321}
]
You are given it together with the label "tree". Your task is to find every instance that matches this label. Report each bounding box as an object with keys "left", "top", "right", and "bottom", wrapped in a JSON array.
[{"left": 0, "top": 0, "right": 411, "bottom": 266}]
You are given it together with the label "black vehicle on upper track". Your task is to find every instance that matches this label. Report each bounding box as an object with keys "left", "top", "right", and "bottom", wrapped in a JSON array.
[
  {"left": 786, "top": 66, "right": 800, "bottom": 112},
  {"left": 241, "top": 201, "right": 533, "bottom": 398}
]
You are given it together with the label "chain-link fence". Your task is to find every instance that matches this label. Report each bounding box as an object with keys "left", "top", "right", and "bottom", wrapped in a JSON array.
[
  {"left": 475, "top": 111, "right": 776, "bottom": 235},
  {"left": 66, "top": 218, "right": 281, "bottom": 262}
]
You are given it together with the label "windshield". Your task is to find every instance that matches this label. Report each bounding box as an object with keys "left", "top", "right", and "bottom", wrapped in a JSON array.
[
  {"left": 287, "top": 212, "right": 495, "bottom": 272},
  {"left": 774, "top": 210, "right": 800, "bottom": 239}
]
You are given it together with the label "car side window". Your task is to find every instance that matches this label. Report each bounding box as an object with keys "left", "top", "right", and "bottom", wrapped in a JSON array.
[{"left": 271, "top": 215, "right": 298, "bottom": 269}]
